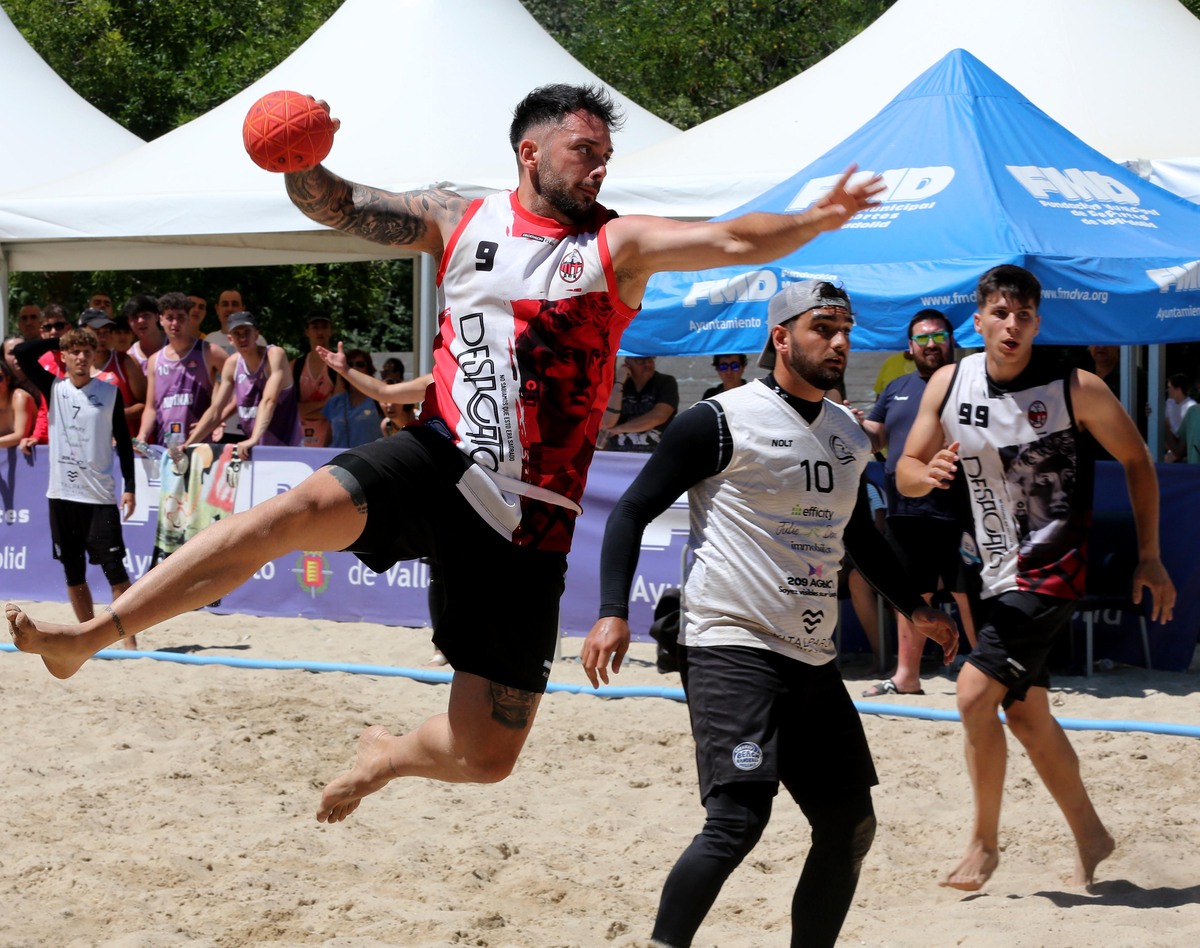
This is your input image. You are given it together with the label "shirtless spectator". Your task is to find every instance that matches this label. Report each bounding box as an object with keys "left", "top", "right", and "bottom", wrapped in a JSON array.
[{"left": 0, "top": 354, "right": 36, "bottom": 449}]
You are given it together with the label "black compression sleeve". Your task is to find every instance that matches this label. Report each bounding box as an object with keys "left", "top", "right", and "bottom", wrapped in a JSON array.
[
  {"left": 844, "top": 478, "right": 926, "bottom": 620},
  {"left": 111, "top": 392, "right": 136, "bottom": 493},
  {"left": 597, "top": 401, "right": 727, "bottom": 619},
  {"left": 12, "top": 337, "right": 58, "bottom": 400}
]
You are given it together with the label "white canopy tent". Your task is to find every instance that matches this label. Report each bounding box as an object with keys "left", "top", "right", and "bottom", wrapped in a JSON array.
[
  {"left": 602, "top": 0, "right": 1200, "bottom": 217},
  {"left": 0, "top": 5, "right": 144, "bottom": 318},
  {"left": 0, "top": 7, "right": 144, "bottom": 191},
  {"left": 0, "top": 0, "right": 677, "bottom": 272}
]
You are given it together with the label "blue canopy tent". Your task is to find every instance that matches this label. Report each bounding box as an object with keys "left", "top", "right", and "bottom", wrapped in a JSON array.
[{"left": 627, "top": 49, "right": 1200, "bottom": 355}]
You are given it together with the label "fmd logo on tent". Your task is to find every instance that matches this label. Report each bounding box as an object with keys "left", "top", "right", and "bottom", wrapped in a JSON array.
[
  {"left": 787, "top": 167, "right": 956, "bottom": 211},
  {"left": 1146, "top": 261, "right": 1200, "bottom": 293},
  {"left": 1007, "top": 166, "right": 1140, "bottom": 204}
]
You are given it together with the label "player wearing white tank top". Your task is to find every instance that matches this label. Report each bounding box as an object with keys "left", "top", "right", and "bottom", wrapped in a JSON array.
[
  {"left": 583, "top": 281, "right": 957, "bottom": 947},
  {"left": 898, "top": 264, "right": 1175, "bottom": 895}
]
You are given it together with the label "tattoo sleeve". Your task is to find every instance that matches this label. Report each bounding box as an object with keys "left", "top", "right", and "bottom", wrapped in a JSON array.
[
  {"left": 489, "top": 683, "right": 538, "bottom": 731},
  {"left": 285, "top": 168, "right": 466, "bottom": 249}
]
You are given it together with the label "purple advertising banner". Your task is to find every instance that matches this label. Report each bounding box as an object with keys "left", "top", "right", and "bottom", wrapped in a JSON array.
[{"left": 1, "top": 445, "right": 1196, "bottom": 669}]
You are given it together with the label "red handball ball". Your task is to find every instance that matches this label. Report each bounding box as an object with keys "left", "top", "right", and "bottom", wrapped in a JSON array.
[{"left": 242, "top": 90, "right": 336, "bottom": 173}]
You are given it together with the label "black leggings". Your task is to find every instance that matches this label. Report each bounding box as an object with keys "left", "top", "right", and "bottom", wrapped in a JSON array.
[{"left": 652, "top": 782, "right": 876, "bottom": 948}]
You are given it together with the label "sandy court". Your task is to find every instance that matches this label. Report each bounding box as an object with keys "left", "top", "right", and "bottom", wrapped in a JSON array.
[{"left": 2, "top": 600, "right": 1198, "bottom": 947}]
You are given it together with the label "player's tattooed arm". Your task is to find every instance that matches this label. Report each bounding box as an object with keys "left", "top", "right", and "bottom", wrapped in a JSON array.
[{"left": 285, "top": 169, "right": 468, "bottom": 254}]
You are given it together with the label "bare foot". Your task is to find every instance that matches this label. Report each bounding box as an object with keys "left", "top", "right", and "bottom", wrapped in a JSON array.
[
  {"left": 939, "top": 841, "right": 1000, "bottom": 891},
  {"left": 5, "top": 602, "right": 96, "bottom": 680},
  {"left": 424, "top": 649, "right": 449, "bottom": 668},
  {"left": 1072, "top": 830, "right": 1115, "bottom": 887},
  {"left": 316, "top": 724, "right": 398, "bottom": 824},
  {"left": 123, "top": 634, "right": 140, "bottom": 651}
]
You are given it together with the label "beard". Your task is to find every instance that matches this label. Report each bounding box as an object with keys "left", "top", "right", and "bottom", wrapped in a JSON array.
[
  {"left": 533, "top": 165, "right": 596, "bottom": 224},
  {"left": 786, "top": 345, "right": 845, "bottom": 392},
  {"left": 915, "top": 347, "right": 947, "bottom": 376}
]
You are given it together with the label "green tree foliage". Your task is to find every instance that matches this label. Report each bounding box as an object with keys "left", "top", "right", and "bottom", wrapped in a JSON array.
[
  {"left": 520, "top": 0, "right": 897, "bottom": 128},
  {"left": 5, "top": 0, "right": 341, "bottom": 140}
]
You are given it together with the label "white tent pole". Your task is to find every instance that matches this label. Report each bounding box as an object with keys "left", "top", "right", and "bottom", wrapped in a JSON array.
[
  {"left": 414, "top": 254, "right": 437, "bottom": 376},
  {"left": 1148, "top": 344, "right": 1165, "bottom": 462},
  {"left": 1, "top": 250, "right": 9, "bottom": 333}
]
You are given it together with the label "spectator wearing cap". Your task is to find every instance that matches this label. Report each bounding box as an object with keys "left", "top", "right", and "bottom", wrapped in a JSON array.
[
  {"left": 138, "top": 291, "right": 228, "bottom": 447},
  {"left": 701, "top": 353, "right": 748, "bottom": 401},
  {"left": 16, "top": 303, "right": 43, "bottom": 341},
  {"left": 82, "top": 308, "right": 147, "bottom": 437},
  {"left": 125, "top": 294, "right": 166, "bottom": 371},
  {"left": 290, "top": 313, "right": 337, "bottom": 447},
  {"left": 182, "top": 311, "right": 300, "bottom": 456}
]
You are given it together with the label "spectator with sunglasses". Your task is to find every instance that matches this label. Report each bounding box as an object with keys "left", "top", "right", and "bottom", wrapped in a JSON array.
[
  {"left": 701, "top": 353, "right": 748, "bottom": 400},
  {"left": 860, "top": 309, "right": 977, "bottom": 697},
  {"left": 314, "top": 343, "right": 431, "bottom": 439},
  {"left": 24, "top": 304, "right": 73, "bottom": 447}
]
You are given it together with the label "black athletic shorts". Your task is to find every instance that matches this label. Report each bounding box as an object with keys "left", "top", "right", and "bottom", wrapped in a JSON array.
[
  {"left": 48, "top": 498, "right": 128, "bottom": 585},
  {"left": 326, "top": 425, "right": 566, "bottom": 694},
  {"left": 684, "top": 645, "right": 878, "bottom": 804},
  {"left": 884, "top": 515, "right": 971, "bottom": 595},
  {"left": 967, "top": 589, "right": 1076, "bottom": 707}
]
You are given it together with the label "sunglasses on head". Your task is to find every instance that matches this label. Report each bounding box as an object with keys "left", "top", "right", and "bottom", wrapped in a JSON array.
[
  {"left": 716, "top": 361, "right": 743, "bottom": 371},
  {"left": 911, "top": 331, "right": 950, "bottom": 346}
]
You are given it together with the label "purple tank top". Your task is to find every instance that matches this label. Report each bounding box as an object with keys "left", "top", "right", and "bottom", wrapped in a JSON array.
[
  {"left": 153, "top": 339, "right": 212, "bottom": 444},
  {"left": 234, "top": 346, "right": 301, "bottom": 446}
]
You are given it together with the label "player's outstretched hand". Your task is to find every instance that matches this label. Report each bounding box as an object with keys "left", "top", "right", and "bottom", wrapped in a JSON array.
[
  {"left": 316, "top": 342, "right": 348, "bottom": 375},
  {"left": 911, "top": 605, "right": 959, "bottom": 665},
  {"left": 581, "top": 616, "right": 631, "bottom": 688},
  {"left": 809, "top": 165, "right": 886, "bottom": 232}
]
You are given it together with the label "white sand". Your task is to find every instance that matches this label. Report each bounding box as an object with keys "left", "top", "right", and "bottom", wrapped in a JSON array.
[{"left": 3, "top": 601, "right": 1197, "bottom": 947}]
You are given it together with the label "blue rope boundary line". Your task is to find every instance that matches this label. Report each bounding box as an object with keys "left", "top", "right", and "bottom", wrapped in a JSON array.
[{"left": 4, "top": 643, "right": 1198, "bottom": 739}]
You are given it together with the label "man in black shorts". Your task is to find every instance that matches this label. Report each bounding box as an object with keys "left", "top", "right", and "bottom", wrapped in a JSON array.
[
  {"left": 15, "top": 328, "right": 137, "bottom": 647},
  {"left": 8, "top": 84, "right": 883, "bottom": 826},
  {"left": 582, "top": 281, "right": 958, "bottom": 947},
  {"left": 861, "top": 308, "right": 977, "bottom": 696},
  {"left": 897, "top": 265, "right": 1175, "bottom": 891}
]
